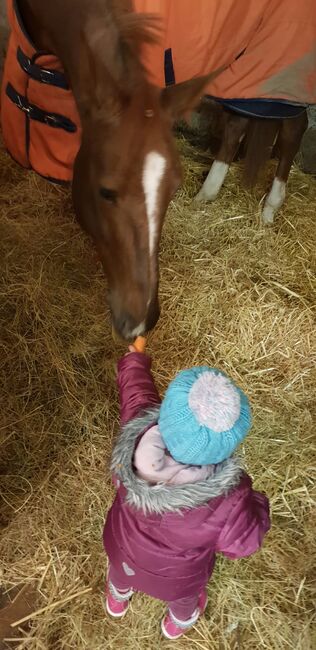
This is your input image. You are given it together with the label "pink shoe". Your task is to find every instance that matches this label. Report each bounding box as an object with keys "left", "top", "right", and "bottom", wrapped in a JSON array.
[
  {"left": 161, "top": 590, "right": 208, "bottom": 640},
  {"left": 105, "top": 581, "right": 133, "bottom": 618}
]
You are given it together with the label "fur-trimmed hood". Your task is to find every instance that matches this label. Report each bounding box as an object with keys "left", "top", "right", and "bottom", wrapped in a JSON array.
[{"left": 111, "top": 407, "right": 244, "bottom": 515}]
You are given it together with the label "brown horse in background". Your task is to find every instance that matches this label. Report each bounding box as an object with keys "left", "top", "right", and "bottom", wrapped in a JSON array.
[
  {"left": 194, "top": 101, "right": 308, "bottom": 224},
  {"left": 17, "top": 0, "right": 218, "bottom": 339}
]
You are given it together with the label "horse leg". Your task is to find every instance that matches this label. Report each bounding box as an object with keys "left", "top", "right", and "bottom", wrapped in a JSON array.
[
  {"left": 262, "top": 111, "right": 308, "bottom": 224},
  {"left": 194, "top": 111, "right": 249, "bottom": 202}
]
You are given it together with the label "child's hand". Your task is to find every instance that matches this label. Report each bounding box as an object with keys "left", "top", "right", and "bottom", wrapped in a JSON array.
[
  {"left": 132, "top": 336, "right": 147, "bottom": 354},
  {"left": 124, "top": 337, "right": 147, "bottom": 356}
]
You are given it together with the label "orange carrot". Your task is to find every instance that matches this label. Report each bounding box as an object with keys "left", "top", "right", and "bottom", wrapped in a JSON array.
[{"left": 133, "top": 336, "right": 147, "bottom": 353}]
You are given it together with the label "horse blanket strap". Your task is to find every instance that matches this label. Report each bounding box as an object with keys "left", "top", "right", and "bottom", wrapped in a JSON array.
[
  {"left": 0, "top": 0, "right": 81, "bottom": 183},
  {"left": 6, "top": 83, "right": 77, "bottom": 133},
  {"left": 164, "top": 48, "right": 176, "bottom": 87},
  {"left": 17, "top": 47, "right": 70, "bottom": 90}
]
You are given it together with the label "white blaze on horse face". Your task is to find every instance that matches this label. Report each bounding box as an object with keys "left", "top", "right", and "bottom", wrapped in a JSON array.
[
  {"left": 142, "top": 152, "right": 167, "bottom": 256},
  {"left": 130, "top": 321, "right": 146, "bottom": 338},
  {"left": 195, "top": 160, "right": 229, "bottom": 202},
  {"left": 262, "top": 177, "right": 286, "bottom": 225}
]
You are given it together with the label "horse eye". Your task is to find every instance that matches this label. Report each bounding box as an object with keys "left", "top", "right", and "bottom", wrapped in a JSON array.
[{"left": 100, "top": 187, "right": 118, "bottom": 204}]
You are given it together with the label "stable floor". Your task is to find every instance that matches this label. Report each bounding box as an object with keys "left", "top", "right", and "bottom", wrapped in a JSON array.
[{"left": 0, "top": 137, "right": 315, "bottom": 649}]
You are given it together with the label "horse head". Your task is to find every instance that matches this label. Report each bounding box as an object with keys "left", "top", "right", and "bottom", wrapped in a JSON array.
[{"left": 73, "top": 13, "right": 218, "bottom": 339}]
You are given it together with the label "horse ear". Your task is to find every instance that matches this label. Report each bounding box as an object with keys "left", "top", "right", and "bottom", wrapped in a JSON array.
[
  {"left": 161, "top": 67, "right": 226, "bottom": 121},
  {"left": 78, "top": 21, "right": 126, "bottom": 123}
]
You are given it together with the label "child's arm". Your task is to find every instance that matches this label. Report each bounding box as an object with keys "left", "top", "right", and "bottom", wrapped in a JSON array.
[
  {"left": 117, "top": 338, "right": 160, "bottom": 425},
  {"left": 215, "top": 475, "right": 270, "bottom": 559}
]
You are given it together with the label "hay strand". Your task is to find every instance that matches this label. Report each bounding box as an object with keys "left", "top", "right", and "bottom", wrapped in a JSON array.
[{"left": 11, "top": 587, "right": 93, "bottom": 628}]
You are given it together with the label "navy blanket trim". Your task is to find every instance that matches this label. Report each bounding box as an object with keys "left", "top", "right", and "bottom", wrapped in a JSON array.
[
  {"left": 164, "top": 48, "right": 175, "bottom": 86},
  {"left": 207, "top": 96, "right": 308, "bottom": 119}
]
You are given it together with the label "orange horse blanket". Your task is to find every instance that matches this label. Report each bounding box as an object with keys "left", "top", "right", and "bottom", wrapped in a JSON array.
[
  {"left": 1, "top": 0, "right": 316, "bottom": 182},
  {"left": 141, "top": 0, "right": 316, "bottom": 104}
]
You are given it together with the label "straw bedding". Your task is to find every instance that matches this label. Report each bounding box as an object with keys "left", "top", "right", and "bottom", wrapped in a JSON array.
[{"left": 0, "top": 134, "right": 315, "bottom": 649}]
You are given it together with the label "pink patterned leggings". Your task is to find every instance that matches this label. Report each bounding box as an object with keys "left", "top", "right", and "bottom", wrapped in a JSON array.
[{"left": 108, "top": 564, "right": 200, "bottom": 621}]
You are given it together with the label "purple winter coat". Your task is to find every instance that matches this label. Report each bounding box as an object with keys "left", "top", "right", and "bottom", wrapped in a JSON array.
[{"left": 103, "top": 353, "right": 270, "bottom": 602}]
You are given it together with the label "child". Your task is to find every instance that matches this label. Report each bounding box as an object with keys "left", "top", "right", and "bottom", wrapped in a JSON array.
[{"left": 103, "top": 344, "right": 270, "bottom": 640}]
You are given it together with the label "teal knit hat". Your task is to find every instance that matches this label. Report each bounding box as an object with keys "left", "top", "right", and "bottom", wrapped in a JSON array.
[{"left": 158, "top": 367, "right": 251, "bottom": 465}]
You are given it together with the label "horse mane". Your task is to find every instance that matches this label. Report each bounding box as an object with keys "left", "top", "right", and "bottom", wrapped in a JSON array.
[
  {"left": 115, "top": 11, "right": 162, "bottom": 91},
  {"left": 80, "top": 4, "right": 162, "bottom": 111},
  {"left": 97, "top": 0, "right": 160, "bottom": 91},
  {"left": 118, "top": 12, "right": 162, "bottom": 50}
]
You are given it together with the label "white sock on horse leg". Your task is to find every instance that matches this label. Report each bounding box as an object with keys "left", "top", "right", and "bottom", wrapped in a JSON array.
[
  {"left": 262, "top": 177, "right": 286, "bottom": 224},
  {"left": 194, "top": 161, "right": 229, "bottom": 202}
]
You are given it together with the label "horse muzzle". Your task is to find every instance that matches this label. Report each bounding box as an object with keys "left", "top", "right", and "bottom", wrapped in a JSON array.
[{"left": 110, "top": 298, "right": 160, "bottom": 341}]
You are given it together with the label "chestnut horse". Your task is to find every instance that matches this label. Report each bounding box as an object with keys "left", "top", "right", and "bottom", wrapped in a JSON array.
[{"left": 16, "top": 0, "right": 218, "bottom": 340}]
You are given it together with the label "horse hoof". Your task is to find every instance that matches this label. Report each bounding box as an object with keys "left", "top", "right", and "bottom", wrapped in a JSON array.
[
  {"left": 262, "top": 203, "right": 276, "bottom": 225},
  {"left": 193, "top": 192, "right": 206, "bottom": 203},
  {"left": 193, "top": 192, "right": 217, "bottom": 204}
]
